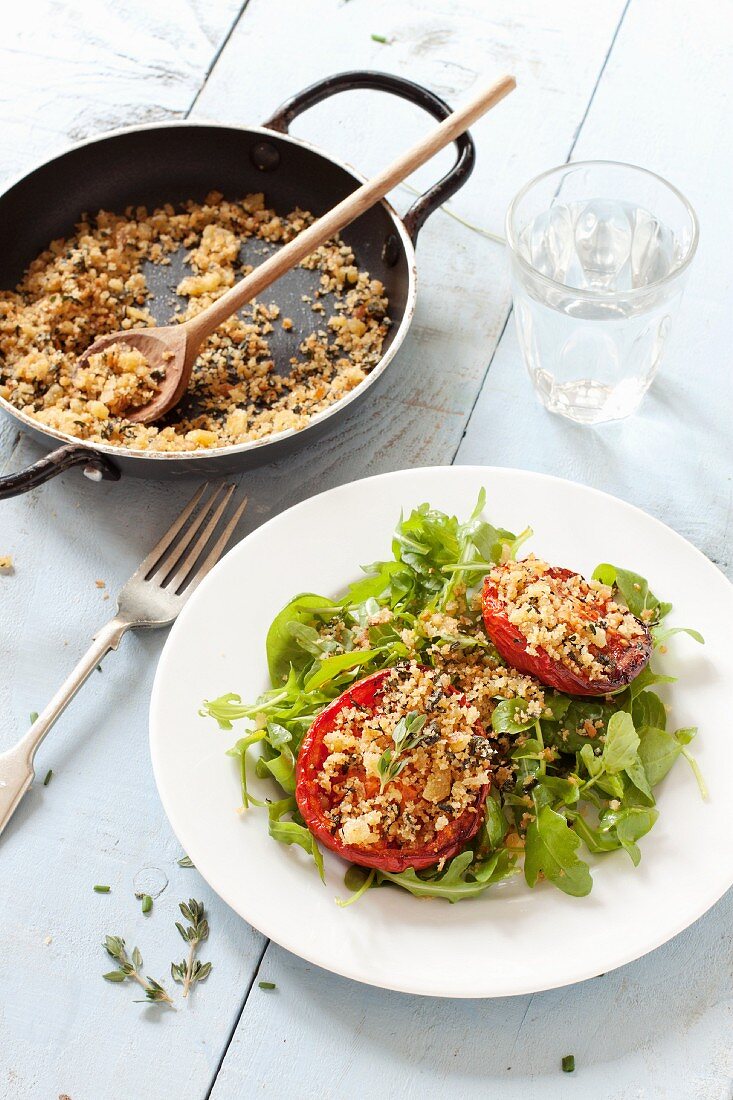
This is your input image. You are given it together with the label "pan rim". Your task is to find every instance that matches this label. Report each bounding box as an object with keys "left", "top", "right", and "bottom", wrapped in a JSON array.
[{"left": 0, "top": 119, "right": 417, "bottom": 463}]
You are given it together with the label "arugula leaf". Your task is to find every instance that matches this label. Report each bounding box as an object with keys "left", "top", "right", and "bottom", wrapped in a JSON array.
[
  {"left": 304, "top": 649, "right": 381, "bottom": 692},
  {"left": 267, "top": 798, "right": 324, "bottom": 882},
  {"left": 599, "top": 806, "right": 658, "bottom": 866},
  {"left": 638, "top": 727, "right": 684, "bottom": 787},
  {"left": 226, "top": 731, "right": 267, "bottom": 807},
  {"left": 266, "top": 594, "right": 342, "bottom": 684},
  {"left": 377, "top": 848, "right": 517, "bottom": 902},
  {"left": 492, "top": 698, "right": 537, "bottom": 735},
  {"left": 601, "top": 712, "right": 640, "bottom": 774},
  {"left": 592, "top": 564, "right": 672, "bottom": 622},
  {"left": 652, "top": 625, "right": 705, "bottom": 648},
  {"left": 524, "top": 805, "right": 592, "bottom": 896},
  {"left": 628, "top": 667, "right": 676, "bottom": 699},
  {"left": 632, "top": 690, "right": 667, "bottom": 732}
]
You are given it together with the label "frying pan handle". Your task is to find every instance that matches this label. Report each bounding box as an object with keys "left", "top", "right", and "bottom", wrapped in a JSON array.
[
  {"left": 262, "top": 71, "right": 476, "bottom": 242},
  {"left": 0, "top": 443, "right": 120, "bottom": 499}
]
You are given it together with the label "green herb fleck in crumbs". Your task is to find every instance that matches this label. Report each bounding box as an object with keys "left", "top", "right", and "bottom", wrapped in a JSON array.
[
  {"left": 377, "top": 711, "right": 427, "bottom": 790},
  {"left": 141, "top": 894, "right": 153, "bottom": 914},
  {"left": 562, "top": 1055, "right": 575, "bottom": 1073},
  {"left": 43, "top": 769, "right": 53, "bottom": 786},
  {"left": 29, "top": 711, "right": 39, "bottom": 724},
  {"left": 371, "top": 33, "right": 388, "bottom": 43},
  {"left": 94, "top": 885, "right": 111, "bottom": 893},
  {"left": 177, "top": 854, "right": 195, "bottom": 868},
  {"left": 258, "top": 981, "right": 276, "bottom": 990},
  {"left": 102, "top": 936, "right": 175, "bottom": 1008},
  {"left": 171, "top": 899, "right": 211, "bottom": 997}
]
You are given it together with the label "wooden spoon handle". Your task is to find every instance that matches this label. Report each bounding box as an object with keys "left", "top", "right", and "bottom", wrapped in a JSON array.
[{"left": 184, "top": 73, "right": 516, "bottom": 348}]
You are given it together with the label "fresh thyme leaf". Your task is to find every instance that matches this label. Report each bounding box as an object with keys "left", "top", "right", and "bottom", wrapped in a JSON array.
[
  {"left": 102, "top": 935, "right": 174, "bottom": 1007},
  {"left": 173, "top": 898, "right": 210, "bottom": 998},
  {"left": 377, "top": 711, "right": 427, "bottom": 790}
]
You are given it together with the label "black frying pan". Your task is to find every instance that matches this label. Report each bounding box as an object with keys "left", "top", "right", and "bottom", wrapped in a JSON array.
[{"left": 0, "top": 71, "right": 475, "bottom": 499}]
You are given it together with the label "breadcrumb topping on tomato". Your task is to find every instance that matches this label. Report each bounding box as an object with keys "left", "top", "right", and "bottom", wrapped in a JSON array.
[
  {"left": 487, "top": 555, "right": 646, "bottom": 682},
  {"left": 316, "top": 663, "right": 491, "bottom": 851}
]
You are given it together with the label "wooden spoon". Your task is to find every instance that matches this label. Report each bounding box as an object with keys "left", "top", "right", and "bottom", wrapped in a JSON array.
[{"left": 77, "top": 74, "right": 516, "bottom": 425}]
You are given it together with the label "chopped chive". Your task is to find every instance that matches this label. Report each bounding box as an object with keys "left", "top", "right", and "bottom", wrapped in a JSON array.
[
  {"left": 561, "top": 1054, "right": 575, "bottom": 1073},
  {"left": 29, "top": 711, "right": 39, "bottom": 724},
  {"left": 43, "top": 769, "right": 53, "bottom": 786},
  {"left": 258, "top": 980, "right": 276, "bottom": 990},
  {"left": 371, "top": 33, "right": 388, "bottom": 43},
  {"left": 141, "top": 894, "right": 153, "bottom": 914},
  {"left": 94, "top": 884, "right": 111, "bottom": 893}
]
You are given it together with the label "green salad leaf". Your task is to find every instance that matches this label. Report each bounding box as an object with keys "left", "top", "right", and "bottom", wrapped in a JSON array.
[{"left": 524, "top": 805, "right": 592, "bottom": 897}]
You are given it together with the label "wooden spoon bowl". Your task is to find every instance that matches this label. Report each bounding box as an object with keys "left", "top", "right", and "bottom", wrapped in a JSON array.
[
  {"left": 75, "top": 325, "right": 191, "bottom": 424},
  {"left": 75, "top": 74, "right": 516, "bottom": 426}
]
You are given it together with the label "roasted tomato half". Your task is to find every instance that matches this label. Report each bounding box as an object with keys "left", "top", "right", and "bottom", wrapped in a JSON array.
[
  {"left": 482, "top": 559, "right": 652, "bottom": 697},
  {"left": 295, "top": 666, "right": 492, "bottom": 873}
]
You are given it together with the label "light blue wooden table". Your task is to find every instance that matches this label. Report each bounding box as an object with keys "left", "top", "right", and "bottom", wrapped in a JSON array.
[{"left": 1, "top": 2, "right": 731, "bottom": 1097}]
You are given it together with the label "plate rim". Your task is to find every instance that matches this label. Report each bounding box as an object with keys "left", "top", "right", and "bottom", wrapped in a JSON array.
[{"left": 149, "top": 464, "right": 733, "bottom": 998}]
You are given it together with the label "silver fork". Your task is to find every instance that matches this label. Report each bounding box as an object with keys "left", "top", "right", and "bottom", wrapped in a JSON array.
[{"left": 0, "top": 482, "right": 247, "bottom": 838}]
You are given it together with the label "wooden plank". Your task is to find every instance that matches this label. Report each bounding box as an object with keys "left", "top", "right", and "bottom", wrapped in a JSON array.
[
  {"left": 183, "top": 0, "right": 627, "bottom": 525},
  {"left": 0, "top": 6, "right": 275, "bottom": 1100},
  {"left": 0, "top": 0, "right": 244, "bottom": 184},
  {"left": 209, "top": 2, "right": 733, "bottom": 1099},
  {"left": 456, "top": 0, "right": 733, "bottom": 580},
  {"left": 209, "top": 893, "right": 733, "bottom": 1100}
]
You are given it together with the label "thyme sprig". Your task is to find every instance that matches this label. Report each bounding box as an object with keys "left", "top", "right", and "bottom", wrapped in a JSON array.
[
  {"left": 102, "top": 936, "right": 175, "bottom": 1007},
  {"left": 377, "top": 711, "right": 429, "bottom": 790},
  {"left": 171, "top": 899, "right": 211, "bottom": 997}
]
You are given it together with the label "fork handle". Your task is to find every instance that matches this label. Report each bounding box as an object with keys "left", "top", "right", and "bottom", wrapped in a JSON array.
[{"left": 0, "top": 615, "right": 130, "bottom": 837}]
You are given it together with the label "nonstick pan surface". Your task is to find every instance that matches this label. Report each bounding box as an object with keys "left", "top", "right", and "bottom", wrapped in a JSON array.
[{"left": 0, "top": 71, "right": 475, "bottom": 497}]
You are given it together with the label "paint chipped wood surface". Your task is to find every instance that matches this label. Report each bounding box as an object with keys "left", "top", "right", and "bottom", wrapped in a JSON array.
[{"left": 0, "top": 2, "right": 731, "bottom": 1098}]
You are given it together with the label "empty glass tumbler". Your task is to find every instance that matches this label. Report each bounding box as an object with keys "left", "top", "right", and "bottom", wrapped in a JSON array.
[{"left": 505, "top": 161, "right": 698, "bottom": 424}]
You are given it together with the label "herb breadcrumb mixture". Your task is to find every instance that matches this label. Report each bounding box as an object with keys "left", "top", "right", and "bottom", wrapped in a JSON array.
[
  {"left": 320, "top": 663, "right": 491, "bottom": 850},
  {"left": 0, "top": 192, "right": 390, "bottom": 452},
  {"left": 488, "top": 555, "right": 648, "bottom": 681}
]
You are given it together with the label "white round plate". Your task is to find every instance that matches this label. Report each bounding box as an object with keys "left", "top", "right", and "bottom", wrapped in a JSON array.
[{"left": 150, "top": 466, "right": 733, "bottom": 998}]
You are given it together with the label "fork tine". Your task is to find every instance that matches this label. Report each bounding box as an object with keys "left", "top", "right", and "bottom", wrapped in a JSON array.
[
  {"left": 133, "top": 482, "right": 208, "bottom": 578},
  {"left": 182, "top": 496, "right": 248, "bottom": 596},
  {"left": 149, "top": 482, "right": 229, "bottom": 582},
  {"left": 166, "top": 483, "right": 236, "bottom": 591}
]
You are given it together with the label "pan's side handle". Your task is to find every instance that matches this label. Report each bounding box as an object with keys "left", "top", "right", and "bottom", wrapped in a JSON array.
[
  {"left": 262, "top": 71, "right": 475, "bottom": 243},
  {"left": 0, "top": 443, "right": 120, "bottom": 500}
]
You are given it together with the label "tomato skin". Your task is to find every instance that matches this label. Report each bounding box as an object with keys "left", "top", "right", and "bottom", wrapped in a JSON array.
[
  {"left": 295, "top": 669, "right": 490, "bottom": 873},
  {"left": 481, "top": 566, "right": 652, "bottom": 697}
]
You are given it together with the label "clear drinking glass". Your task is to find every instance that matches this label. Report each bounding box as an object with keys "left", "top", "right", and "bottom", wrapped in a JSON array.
[{"left": 505, "top": 161, "right": 699, "bottom": 424}]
